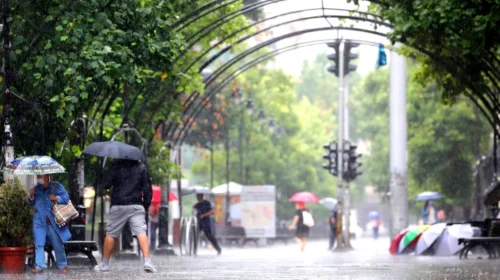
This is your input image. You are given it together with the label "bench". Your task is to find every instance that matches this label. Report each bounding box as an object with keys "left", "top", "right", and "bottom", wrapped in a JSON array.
[
  {"left": 458, "top": 237, "right": 500, "bottom": 259},
  {"left": 457, "top": 219, "right": 500, "bottom": 259},
  {"left": 44, "top": 241, "right": 98, "bottom": 267},
  {"left": 216, "top": 226, "right": 258, "bottom": 247}
]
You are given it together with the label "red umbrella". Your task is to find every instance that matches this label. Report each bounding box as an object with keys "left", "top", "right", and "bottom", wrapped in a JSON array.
[
  {"left": 151, "top": 185, "right": 178, "bottom": 203},
  {"left": 389, "top": 228, "right": 409, "bottom": 255},
  {"left": 289, "top": 191, "right": 320, "bottom": 203}
]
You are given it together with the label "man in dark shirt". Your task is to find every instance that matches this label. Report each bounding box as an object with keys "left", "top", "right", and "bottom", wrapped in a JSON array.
[
  {"left": 94, "top": 159, "right": 156, "bottom": 273},
  {"left": 194, "top": 193, "right": 221, "bottom": 255}
]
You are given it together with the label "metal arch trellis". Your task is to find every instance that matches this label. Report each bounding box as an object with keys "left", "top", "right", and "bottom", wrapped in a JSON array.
[
  {"left": 167, "top": 30, "right": 386, "bottom": 148},
  {"left": 134, "top": 2, "right": 391, "bottom": 138},
  {"left": 174, "top": 0, "right": 499, "bottom": 116},
  {"left": 162, "top": 13, "right": 392, "bottom": 141},
  {"left": 172, "top": 36, "right": 498, "bottom": 150},
  {"left": 89, "top": 1, "right": 392, "bottom": 142},
  {"left": 176, "top": 39, "right": 388, "bottom": 147},
  {"left": 83, "top": 0, "right": 498, "bottom": 147},
  {"left": 171, "top": 0, "right": 390, "bottom": 32},
  {"left": 166, "top": 25, "right": 389, "bottom": 145},
  {"left": 143, "top": 10, "right": 391, "bottom": 139},
  {"left": 174, "top": 5, "right": 386, "bottom": 66},
  {"left": 163, "top": 11, "right": 499, "bottom": 147},
  {"left": 184, "top": 13, "right": 390, "bottom": 75}
]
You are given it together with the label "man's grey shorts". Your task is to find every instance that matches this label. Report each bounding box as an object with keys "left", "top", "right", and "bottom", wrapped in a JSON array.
[{"left": 106, "top": 205, "right": 147, "bottom": 238}]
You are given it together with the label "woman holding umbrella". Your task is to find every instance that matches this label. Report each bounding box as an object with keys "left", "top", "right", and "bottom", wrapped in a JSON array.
[
  {"left": 288, "top": 192, "right": 319, "bottom": 252},
  {"left": 10, "top": 156, "right": 72, "bottom": 274}
]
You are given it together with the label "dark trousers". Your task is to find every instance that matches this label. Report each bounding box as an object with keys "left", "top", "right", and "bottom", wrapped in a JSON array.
[
  {"left": 372, "top": 227, "right": 379, "bottom": 240},
  {"left": 201, "top": 227, "right": 221, "bottom": 252},
  {"left": 329, "top": 229, "right": 336, "bottom": 250},
  {"left": 150, "top": 221, "right": 158, "bottom": 250}
]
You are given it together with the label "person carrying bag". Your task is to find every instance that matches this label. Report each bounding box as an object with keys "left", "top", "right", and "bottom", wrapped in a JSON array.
[
  {"left": 51, "top": 184, "right": 79, "bottom": 227},
  {"left": 29, "top": 175, "right": 72, "bottom": 274}
]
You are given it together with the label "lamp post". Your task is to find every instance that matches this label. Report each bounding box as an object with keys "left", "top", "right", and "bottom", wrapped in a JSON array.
[
  {"left": 156, "top": 142, "right": 175, "bottom": 255},
  {"left": 224, "top": 123, "right": 231, "bottom": 226},
  {"left": 2, "top": 0, "right": 14, "bottom": 181}
]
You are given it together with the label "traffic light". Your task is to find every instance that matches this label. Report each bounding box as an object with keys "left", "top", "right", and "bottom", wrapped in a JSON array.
[
  {"left": 345, "top": 143, "right": 362, "bottom": 182},
  {"left": 326, "top": 40, "right": 359, "bottom": 77},
  {"left": 344, "top": 41, "right": 359, "bottom": 76},
  {"left": 326, "top": 40, "right": 341, "bottom": 77},
  {"left": 322, "top": 141, "right": 338, "bottom": 176}
]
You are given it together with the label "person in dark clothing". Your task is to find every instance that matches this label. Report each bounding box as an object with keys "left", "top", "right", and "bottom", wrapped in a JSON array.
[
  {"left": 328, "top": 208, "right": 337, "bottom": 250},
  {"left": 193, "top": 193, "right": 221, "bottom": 255},
  {"left": 94, "top": 159, "right": 156, "bottom": 273},
  {"left": 288, "top": 202, "right": 310, "bottom": 252}
]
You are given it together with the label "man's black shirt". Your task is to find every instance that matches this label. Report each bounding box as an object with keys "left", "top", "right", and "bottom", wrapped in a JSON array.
[{"left": 194, "top": 200, "right": 212, "bottom": 229}]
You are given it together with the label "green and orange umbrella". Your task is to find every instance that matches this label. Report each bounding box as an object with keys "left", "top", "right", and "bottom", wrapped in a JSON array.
[{"left": 398, "top": 225, "right": 430, "bottom": 254}]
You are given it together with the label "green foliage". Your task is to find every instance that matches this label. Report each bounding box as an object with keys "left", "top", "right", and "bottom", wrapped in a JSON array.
[
  {"left": 376, "top": 0, "right": 500, "bottom": 121},
  {"left": 3, "top": 0, "right": 250, "bottom": 160},
  {"left": 147, "top": 141, "right": 179, "bottom": 186},
  {"left": 349, "top": 59, "right": 490, "bottom": 209},
  {"left": 0, "top": 178, "right": 33, "bottom": 247},
  {"left": 188, "top": 65, "right": 338, "bottom": 220}
]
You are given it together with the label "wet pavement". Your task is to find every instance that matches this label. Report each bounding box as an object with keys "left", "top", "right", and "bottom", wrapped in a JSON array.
[{"left": 3, "top": 237, "right": 500, "bottom": 279}]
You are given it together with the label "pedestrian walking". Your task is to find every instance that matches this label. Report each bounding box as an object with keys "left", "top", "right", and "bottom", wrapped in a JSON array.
[
  {"left": 94, "top": 159, "right": 156, "bottom": 273},
  {"left": 288, "top": 202, "right": 313, "bottom": 252},
  {"left": 193, "top": 193, "right": 222, "bottom": 255},
  {"left": 28, "top": 175, "right": 71, "bottom": 274},
  {"left": 422, "top": 200, "right": 437, "bottom": 225},
  {"left": 328, "top": 207, "right": 337, "bottom": 250},
  {"left": 372, "top": 219, "right": 381, "bottom": 239}
]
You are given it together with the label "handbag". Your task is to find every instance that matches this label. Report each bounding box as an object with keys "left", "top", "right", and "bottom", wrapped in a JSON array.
[
  {"left": 302, "top": 210, "right": 315, "bottom": 228},
  {"left": 51, "top": 183, "right": 79, "bottom": 227}
]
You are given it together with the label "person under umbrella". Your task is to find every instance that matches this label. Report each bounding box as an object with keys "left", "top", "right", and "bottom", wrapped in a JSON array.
[
  {"left": 7, "top": 156, "right": 69, "bottom": 274},
  {"left": 288, "top": 192, "right": 318, "bottom": 252},
  {"left": 93, "top": 159, "right": 156, "bottom": 273},
  {"left": 29, "top": 174, "right": 71, "bottom": 274},
  {"left": 328, "top": 204, "right": 339, "bottom": 250},
  {"left": 422, "top": 200, "right": 437, "bottom": 225},
  {"left": 288, "top": 201, "right": 313, "bottom": 252}
]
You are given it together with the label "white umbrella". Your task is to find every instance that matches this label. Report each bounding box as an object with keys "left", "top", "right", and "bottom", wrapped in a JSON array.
[
  {"left": 181, "top": 185, "right": 212, "bottom": 196},
  {"left": 212, "top": 182, "right": 243, "bottom": 195},
  {"left": 415, "top": 223, "right": 446, "bottom": 255},
  {"left": 319, "top": 197, "right": 338, "bottom": 210},
  {"left": 433, "top": 224, "right": 474, "bottom": 256}
]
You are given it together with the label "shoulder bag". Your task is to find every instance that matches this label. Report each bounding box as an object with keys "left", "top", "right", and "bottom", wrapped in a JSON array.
[{"left": 51, "top": 183, "right": 79, "bottom": 227}]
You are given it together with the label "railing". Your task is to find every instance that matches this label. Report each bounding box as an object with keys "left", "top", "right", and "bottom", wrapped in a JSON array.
[{"left": 179, "top": 216, "right": 199, "bottom": 256}]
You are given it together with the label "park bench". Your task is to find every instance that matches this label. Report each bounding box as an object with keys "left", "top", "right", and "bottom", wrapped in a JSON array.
[
  {"left": 267, "top": 227, "right": 293, "bottom": 245},
  {"left": 216, "top": 226, "right": 258, "bottom": 247},
  {"left": 457, "top": 219, "right": 500, "bottom": 259},
  {"left": 458, "top": 237, "right": 500, "bottom": 259}
]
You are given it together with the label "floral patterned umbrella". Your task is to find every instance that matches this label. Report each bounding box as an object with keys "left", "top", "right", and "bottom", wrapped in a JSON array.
[{"left": 4, "top": 156, "right": 66, "bottom": 175}]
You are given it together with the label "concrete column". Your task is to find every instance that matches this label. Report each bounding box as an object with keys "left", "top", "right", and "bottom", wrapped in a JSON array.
[{"left": 389, "top": 51, "right": 408, "bottom": 239}]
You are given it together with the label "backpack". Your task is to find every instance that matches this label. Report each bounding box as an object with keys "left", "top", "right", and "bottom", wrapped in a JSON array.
[{"left": 302, "top": 210, "right": 314, "bottom": 227}]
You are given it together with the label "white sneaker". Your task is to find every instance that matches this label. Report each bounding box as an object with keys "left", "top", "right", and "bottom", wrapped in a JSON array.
[
  {"left": 94, "top": 264, "right": 110, "bottom": 272},
  {"left": 144, "top": 262, "right": 157, "bottom": 273}
]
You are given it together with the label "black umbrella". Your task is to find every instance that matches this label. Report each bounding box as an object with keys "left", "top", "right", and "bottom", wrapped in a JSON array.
[{"left": 83, "top": 141, "right": 146, "bottom": 161}]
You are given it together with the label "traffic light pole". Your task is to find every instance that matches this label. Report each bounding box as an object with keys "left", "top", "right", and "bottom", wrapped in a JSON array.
[
  {"left": 389, "top": 51, "right": 408, "bottom": 239},
  {"left": 343, "top": 74, "right": 353, "bottom": 250},
  {"left": 336, "top": 39, "right": 345, "bottom": 250}
]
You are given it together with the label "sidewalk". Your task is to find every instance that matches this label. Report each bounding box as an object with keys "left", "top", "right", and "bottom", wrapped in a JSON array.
[{"left": 4, "top": 238, "right": 500, "bottom": 279}]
